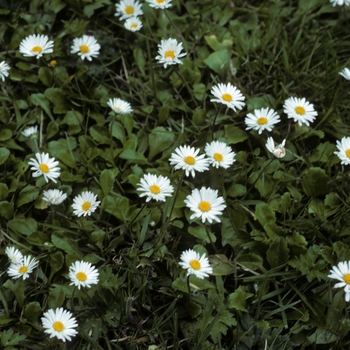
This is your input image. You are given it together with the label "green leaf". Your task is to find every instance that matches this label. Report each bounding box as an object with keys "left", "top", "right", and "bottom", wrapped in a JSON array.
[
  {"left": 227, "top": 286, "right": 253, "bottom": 312},
  {"left": 0, "top": 129, "right": 12, "bottom": 141},
  {"left": 188, "top": 226, "right": 216, "bottom": 243},
  {"left": 90, "top": 125, "right": 110, "bottom": 144},
  {"left": 192, "top": 109, "right": 206, "bottom": 126},
  {"left": 255, "top": 202, "right": 276, "bottom": 227},
  {"left": 0, "top": 147, "right": 10, "bottom": 165},
  {"left": 51, "top": 234, "right": 82, "bottom": 256},
  {"left": 119, "top": 150, "right": 149, "bottom": 164},
  {"left": 302, "top": 167, "right": 329, "bottom": 197},
  {"left": 266, "top": 237, "right": 289, "bottom": 268},
  {"left": 49, "top": 251, "right": 64, "bottom": 280},
  {"left": 8, "top": 218, "right": 37, "bottom": 235},
  {"left": 224, "top": 125, "right": 248, "bottom": 144},
  {"left": 24, "top": 302, "right": 41, "bottom": 324},
  {"left": 228, "top": 184, "right": 246, "bottom": 197},
  {"left": 44, "top": 88, "right": 69, "bottom": 114},
  {"left": 100, "top": 169, "right": 116, "bottom": 196},
  {"left": 148, "top": 127, "right": 174, "bottom": 160},
  {"left": 0, "top": 201, "right": 13, "bottom": 219},
  {"left": 38, "top": 67, "right": 53, "bottom": 87},
  {"left": 210, "top": 254, "right": 234, "bottom": 275},
  {"left": 61, "top": 110, "right": 83, "bottom": 135},
  {"left": 16, "top": 185, "right": 40, "bottom": 207},
  {"left": 203, "top": 50, "right": 231, "bottom": 73},
  {"left": 30, "top": 93, "right": 53, "bottom": 118},
  {"left": 134, "top": 48, "right": 146, "bottom": 76},
  {"left": 111, "top": 121, "right": 126, "bottom": 144},
  {"left": 0, "top": 183, "right": 8, "bottom": 200},
  {"left": 3, "top": 279, "right": 25, "bottom": 308},
  {"left": 48, "top": 285, "right": 67, "bottom": 309}
]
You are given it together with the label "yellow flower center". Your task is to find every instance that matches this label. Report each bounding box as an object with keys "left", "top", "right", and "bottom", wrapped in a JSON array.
[
  {"left": 198, "top": 201, "right": 211, "bottom": 212},
  {"left": 19, "top": 266, "right": 28, "bottom": 274},
  {"left": 53, "top": 321, "right": 64, "bottom": 332},
  {"left": 190, "top": 260, "right": 201, "bottom": 270},
  {"left": 165, "top": 51, "right": 175, "bottom": 59},
  {"left": 125, "top": 6, "right": 134, "bottom": 14},
  {"left": 213, "top": 153, "right": 223, "bottom": 162},
  {"left": 82, "top": 201, "right": 91, "bottom": 211},
  {"left": 346, "top": 149, "right": 350, "bottom": 158},
  {"left": 31, "top": 46, "right": 42, "bottom": 53},
  {"left": 76, "top": 271, "right": 87, "bottom": 282},
  {"left": 131, "top": 24, "right": 137, "bottom": 29},
  {"left": 295, "top": 106, "right": 305, "bottom": 115},
  {"left": 40, "top": 164, "right": 49, "bottom": 173},
  {"left": 257, "top": 117, "right": 268, "bottom": 125},
  {"left": 49, "top": 60, "right": 57, "bottom": 68},
  {"left": 222, "top": 93, "right": 232, "bottom": 102},
  {"left": 344, "top": 273, "right": 350, "bottom": 284},
  {"left": 184, "top": 156, "right": 195, "bottom": 165},
  {"left": 150, "top": 185, "right": 160, "bottom": 194},
  {"left": 80, "top": 45, "right": 89, "bottom": 53},
  {"left": 156, "top": 0, "right": 165, "bottom": 2}
]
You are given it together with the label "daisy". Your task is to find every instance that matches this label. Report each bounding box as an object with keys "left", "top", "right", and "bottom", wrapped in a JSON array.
[
  {"left": 245, "top": 107, "right": 280, "bottom": 134},
  {"left": 184, "top": 187, "right": 226, "bottom": 224},
  {"left": 266, "top": 137, "right": 286, "bottom": 159},
  {"left": 328, "top": 261, "right": 350, "bottom": 301},
  {"left": 21, "top": 125, "right": 38, "bottom": 138},
  {"left": 0, "top": 61, "right": 10, "bottom": 81},
  {"left": 124, "top": 17, "right": 143, "bottom": 32},
  {"left": 210, "top": 83, "right": 245, "bottom": 111},
  {"left": 169, "top": 145, "right": 209, "bottom": 178},
  {"left": 330, "top": 0, "right": 350, "bottom": 6},
  {"left": 339, "top": 68, "right": 350, "bottom": 81},
  {"left": 115, "top": 0, "right": 143, "bottom": 20},
  {"left": 28, "top": 152, "right": 60, "bottom": 183},
  {"left": 107, "top": 98, "right": 133, "bottom": 114},
  {"left": 41, "top": 308, "right": 78, "bottom": 342},
  {"left": 155, "top": 38, "right": 186, "bottom": 69},
  {"left": 179, "top": 249, "right": 213, "bottom": 279},
  {"left": 42, "top": 189, "right": 67, "bottom": 205},
  {"left": 334, "top": 136, "right": 350, "bottom": 165},
  {"left": 137, "top": 173, "right": 174, "bottom": 202},
  {"left": 68, "top": 261, "right": 99, "bottom": 290},
  {"left": 7, "top": 255, "right": 38, "bottom": 280},
  {"left": 72, "top": 191, "right": 100, "bottom": 217},
  {"left": 5, "top": 246, "right": 23, "bottom": 264},
  {"left": 204, "top": 140, "right": 236, "bottom": 169},
  {"left": 70, "top": 35, "right": 100, "bottom": 61},
  {"left": 19, "top": 34, "right": 54, "bottom": 59},
  {"left": 283, "top": 97, "right": 318, "bottom": 126},
  {"left": 146, "top": 0, "right": 172, "bottom": 9}
]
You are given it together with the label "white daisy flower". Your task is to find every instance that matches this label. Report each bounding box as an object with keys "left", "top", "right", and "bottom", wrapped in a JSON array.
[
  {"left": 0, "top": 61, "right": 10, "bottom": 81},
  {"left": 68, "top": 261, "right": 99, "bottom": 290},
  {"left": 72, "top": 191, "right": 100, "bottom": 217},
  {"left": 124, "top": 17, "right": 143, "bottom": 32},
  {"left": 169, "top": 145, "right": 209, "bottom": 178},
  {"left": 204, "top": 140, "right": 236, "bottom": 169},
  {"left": 210, "top": 83, "right": 245, "bottom": 111},
  {"left": 155, "top": 38, "right": 187, "bottom": 69},
  {"left": 334, "top": 136, "right": 350, "bottom": 165},
  {"left": 283, "top": 97, "right": 318, "bottom": 127},
  {"left": 115, "top": 0, "right": 143, "bottom": 20},
  {"left": 184, "top": 187, "right": 226, "bottom": 224},
  {"left": 70, "top": 35, "right": 100, "bottom": 61},
  {"left": 5, "top": 246, "right": 23, "bottom": 264},
  {"left": 107, "top": 98, "right": 133, "bottom": 114},
  {"left": 41, "top": 308, "right": 78, "bottom": 342},
  {"left": 19, "top": 34, "right": 54, "bottom": 59},
  {"left": 7, "top": 255, "right": 38, "bottom": 280},
  {"left": 330, "top": 0, "right": 350, "bottom": 6},
  {"left": 245, "top": 107, "right": 281, "bottom": 134},
  {"left": 266, "top": 137, "right": 286, "bottom": 159},
  {"left": 328, "top": 261, "right": 350, "bottom": 301},
  {"left": 28, "top": 152, "right": 60, "bottom": 183},
  {"left": 146, "top": 0, "right": 172, "bottom": 9},
  {"left": 137, "top": 173, "right": 174, "bottom": 202},
  {"left": 179, "top": 249, "right": 213, "bottom": 279},
  {"left": 339, "top": 68, "right": 350, "bottom": 81},
  {"left": 21, "top": 125, "right": 38, "bottom": 138},
  {"left": 42, "top": 189, "right": 67, "bottom": 205}
]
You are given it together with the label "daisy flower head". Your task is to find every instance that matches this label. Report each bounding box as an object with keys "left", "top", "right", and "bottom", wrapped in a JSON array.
[
  {"left": 41, "top": 308, "right": 78, "bottom": 342},
  {"left": 19, "top": 34, "right": 54, "bottom": 59},
  {"left": 179, "top": 249, "right": 213, "bottom": 279},
  {"left": 328, "top": 261, "right": 350, "bottom": 301},
  {"left": 7, "top": 255, "right": 38, "bottom": 280},
  {"left": 146, "top": 0, "right": 172, "bottom": 9},
  {"left": 21, "top": 125, "right": 38, "bottom": 138},
  {"left": 155, "top": 38, "right": 187, "bottom": 69},
  {"left": 0, "top": 61, "right": 10, "bottom": 81},
  {"left": 137, "top": 173, "right": 174, "bottom": 202},
  {"left": 169, "top": 145, "right": 209, "bottom": 178},
  {"left": 330, "top": 0, "right": 350, "bottom": 6},
  {"left": 184, "top": 187, "right": 226, "bottom": 224},
  {"left": 5, "top": 246, "right": 23, "bottom": 264},
  {"left": 210, "top": 83, "right": 245, "bottom": 111},
  {"left": 124, "top": 17, "right": 143, "bottom": 32},
  {"left": 115, "top": 0, "right": 143, "bottom": 20},
  {"left": 204, "top": 140, "right": 236, "bottom": 169},
  {"left": 28, "top": 152, "right": 60, "bottom": 183},
  {"left": 266, "top": 137, "right": 286, "bottom": 159},
  {"left": 70, "top": 35, "right": 100, "bottom": 61},
  {"left": 339, "top": 68, "right": 350, "bottom": 81},
  {"left": 42, "top": 189, "right": 67, "bottom": 205},
  {"left": 68, "top": 261, "right": 99, "bottom": 290},
  {"left": 283, "top": 97, "right": 318, "bottom": 126},
  {"left": 245, "top": 107, "right": 280, "bottom": 134},
  {"left": 107, "top": 98, "right": 133, "bottom": 114},
  {"left": 72, "top": 191, "right": 100, "bottom": 217},
  {"left": 334, "top": 136, "right": 350, "bottom": 165}
]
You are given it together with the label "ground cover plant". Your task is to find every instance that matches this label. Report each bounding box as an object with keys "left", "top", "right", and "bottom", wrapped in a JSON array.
[{"left": 0, "top": 0, "right": 350, "bottom": 349}]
